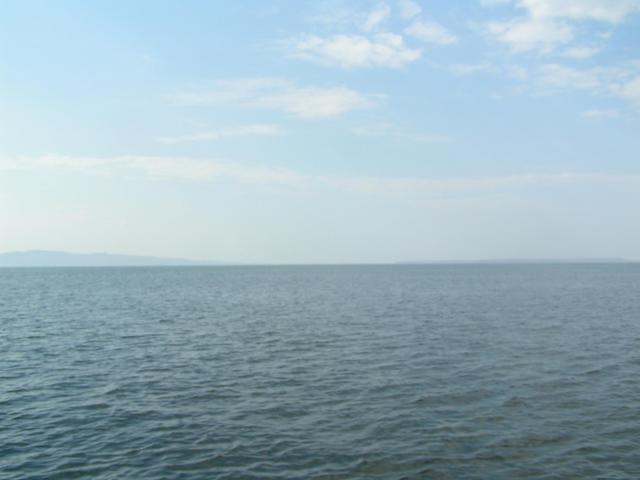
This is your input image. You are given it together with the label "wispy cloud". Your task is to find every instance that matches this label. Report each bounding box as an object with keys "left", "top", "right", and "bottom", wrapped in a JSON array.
[
  {"left": 288, "top": 1, "right": 456, "bottom": 69},
  {"left": 289, "top": 33, "right": 421, "bottom": 68},
  {"left": 174, "top": 78, "right": 379, "bottom": 118},
  {"left": 326, "top": 172, "right": 640, "bottom": 195},
  {"left": 500, "top": 60, "right": 640, "bottom": 108},
  {"left": 158, "top": 124, "right": 285, "bottom": 144},
  {"left": 450, "top": 63, "right": 493, "bottom": 76},
  {"left": 1, "top": 154, "right": 307, "bottom": 185},
  {"left": 397, "top": 0, "right": 422, "bottom": 19},
  {"left": 173, "top": 78, "right": 287, "bottom": 104},
  {"left": 538, "top": 63, "right": 604, "bottom": 90},
  {"left": 621, "top": 76, "right": 640, "bottom": 105},
  {"left": 561, "top": 46, "right": 601, "bottom": 59},
  {"left": 582, "top": 108, "right": 620, "bottom": 119},
  {"left": 255, "top": 85, "right": 379, "bottom": 117},
  {"left": 536, "top": 62, "right": 640, "bottom": 104},
  {"left": 487, "top": 17, "right": 573, "bottom": 53},
  {"left": 516, "top": 0, "right": 640, "bottom": 23},
  {"left": 350, "top": 123, "right": 451, "bottom": 143},
  {"left": 4, "top": 154, "right": 639, "bottom": 196},
  {"left": 405, "top": 19, "right": 458, "bottom": 45},
  {"left": 483, "top": 0, "right": 640, "bottom": 53},
  {"left": 362, "top": 3, "right": 391, "bottom": 32}
]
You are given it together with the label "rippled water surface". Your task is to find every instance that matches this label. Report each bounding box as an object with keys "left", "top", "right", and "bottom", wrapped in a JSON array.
[{"left": 2, "top": 264, "right": 640, "bottom": 479}]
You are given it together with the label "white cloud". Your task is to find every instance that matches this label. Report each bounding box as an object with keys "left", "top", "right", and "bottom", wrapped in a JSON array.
[
  {"left": 621, "top": 76, "right": 640, "bottom": 104},
  {"left": 537, "top": 62, "right": 640, "bottom": 93},
  {"left": 405, "top": 19, "right": 458, "bottom": 45},
  {"left": 487, "top": 17, "right": 573, "bottom": 52},
  {"left": 483, "top": 0, "right": 640, "bottom": 53},
  {"left": 483, "top": 0, "right": 640, "bottom": 22},
  {"left": 518, "top": 0, "right": 640, "bottom": 23},
  {"left": 4, "top": 154, "right": 639, "bottom": 196},
  {"left": 290, "top": 33, "right": 421, "bottom": 68},
  {"left": 561, "top": 46, "right": 601, "bottom": 59},
  {"left": 291, "top": 2, "right": 456, "bottom": 69},
  {"left": 527, "top": 62, "right": 640, "bottom": 108},
  {"left": 450, "top": 63, "right": 493, "bottom": 76},
  {"left": 255, "top": 86, "right": 378, "bottom": 117},
  {"left": 158, "top": 124, "right": 285, "bottom": 144},
  {"left": 582, "top": 109, "right": 620, "bottom": 119},
  {"left": 174, "top": 78, "right": 378, "bottom": 118},
  {"left": 539, "top": 63, "right": 603, "bottom": 90},
  {"left": 362, "top": 3, "right": 391, "bottom": 31},
  {"left": 397, "top": 0, "right": 422, "bottom": 19}
]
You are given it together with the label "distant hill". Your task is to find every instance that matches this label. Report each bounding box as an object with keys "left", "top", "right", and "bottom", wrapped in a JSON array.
[{"left": 0, "top": 250, "right": 222, "bottom": 267}]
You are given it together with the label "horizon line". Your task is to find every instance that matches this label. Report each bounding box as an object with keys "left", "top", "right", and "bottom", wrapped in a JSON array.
[{"left": 0, "top": 250, "right": 637, "bottom": 268}]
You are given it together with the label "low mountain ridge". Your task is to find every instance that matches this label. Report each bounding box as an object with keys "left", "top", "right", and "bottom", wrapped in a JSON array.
[{"left": 0, "top": 250, "right": 220, "bottom": 267}]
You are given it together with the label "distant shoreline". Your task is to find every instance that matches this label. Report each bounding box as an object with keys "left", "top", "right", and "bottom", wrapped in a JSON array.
[
  {"left": 0, "top": 250, "right": 637, "bottom": 268},
  {"left": 1, "top": 262, "right": 637, "bottom": 269}
]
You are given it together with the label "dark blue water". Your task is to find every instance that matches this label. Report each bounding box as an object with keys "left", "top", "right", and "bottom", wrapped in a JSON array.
[{"left": 1, "top": 265, "right": 640, "bottom": 479}]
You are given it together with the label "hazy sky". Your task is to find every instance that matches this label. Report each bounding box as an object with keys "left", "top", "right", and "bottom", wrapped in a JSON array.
[{"left": 1, "top": 0, "right": 639, "bottom": 263}]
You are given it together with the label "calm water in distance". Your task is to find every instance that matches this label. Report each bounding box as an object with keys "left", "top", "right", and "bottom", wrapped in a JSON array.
[{"left": 1, "top": 264, "right": 640, "bottom": 479}]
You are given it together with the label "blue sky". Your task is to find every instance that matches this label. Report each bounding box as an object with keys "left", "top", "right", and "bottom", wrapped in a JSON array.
[{"left": 1, "top": 0, "right": 639, "bottom": 263}]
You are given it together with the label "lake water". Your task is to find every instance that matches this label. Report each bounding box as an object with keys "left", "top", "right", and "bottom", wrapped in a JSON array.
[{"left": 1, "top": 264, "right": 639, "bottom": 479}]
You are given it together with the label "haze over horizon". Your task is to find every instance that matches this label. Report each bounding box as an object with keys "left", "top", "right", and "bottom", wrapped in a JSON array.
[
  {"left": 2, "top": 0, "right": 639, "bottom": 264},
  {"left": 0, "top": 249, "right": 634, "bottom": 267}
]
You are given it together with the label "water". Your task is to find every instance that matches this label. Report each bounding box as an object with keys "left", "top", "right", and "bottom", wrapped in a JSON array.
[{"left": 1, "top": 264, "right": 639, "bottom": 479}]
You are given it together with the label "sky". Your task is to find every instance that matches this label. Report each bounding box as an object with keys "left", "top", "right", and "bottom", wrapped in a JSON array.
[{"left": 1, "top": 0, "right": 639, "bottom": 263}]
